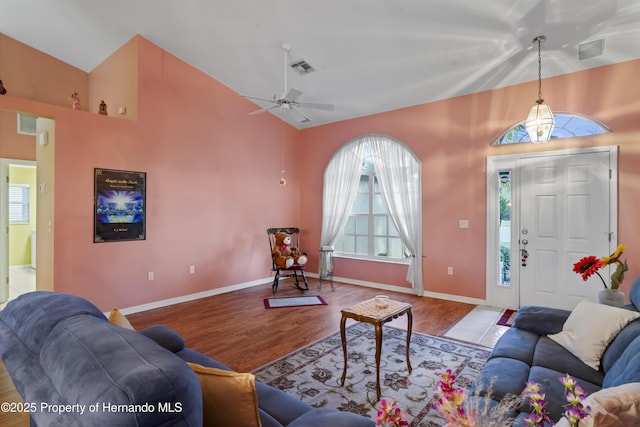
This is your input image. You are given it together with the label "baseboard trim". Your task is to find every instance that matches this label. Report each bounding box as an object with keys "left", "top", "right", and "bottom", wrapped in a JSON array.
[
  {"left": 111, "top": 277, "right": 272, "bottom": 316},
  {"left": 111, "top": 274, "right": 485, "bottom": 316}
]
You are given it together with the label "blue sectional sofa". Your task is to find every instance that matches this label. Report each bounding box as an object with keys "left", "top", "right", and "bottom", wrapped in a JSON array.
[
  {"left": 469, "top": 277, "right": 640, "bottom": 425},
  {"left": 0, "top": 291, "right": 374, "bottom": 427}
]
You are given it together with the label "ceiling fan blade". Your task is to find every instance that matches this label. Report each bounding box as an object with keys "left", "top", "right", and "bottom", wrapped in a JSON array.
[
  {"left": 248, "top": 105, "right": 280, "bottom": 116},
  {"left": 242, "top": 94, "right": 277, "bottom": 103},
  {"left": 290, "top": 109, "right": 311, "bottom": 123},
  {"left": 285, "top": 88, "right": 303, "bottom": 101},
  {"left": 297, "top": 102, "right": 334, "bottom": 111}
]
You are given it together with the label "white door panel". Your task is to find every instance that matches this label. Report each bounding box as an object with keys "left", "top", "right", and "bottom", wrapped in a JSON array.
[
  {"left": 519, "top": 151, "right": 611, "bottom": 309},
  {"left": 486, "top": 147, "right": 616, "bottom": 311}
]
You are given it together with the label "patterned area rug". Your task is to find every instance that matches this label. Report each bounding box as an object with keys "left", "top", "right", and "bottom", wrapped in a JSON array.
[{"left": 253, "top": 323, "right": 491, "bottom": 426}]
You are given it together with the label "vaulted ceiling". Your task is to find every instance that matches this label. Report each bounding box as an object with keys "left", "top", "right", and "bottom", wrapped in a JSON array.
[{"left": 3, "top": 0, "right": 640, "bottom": 128}]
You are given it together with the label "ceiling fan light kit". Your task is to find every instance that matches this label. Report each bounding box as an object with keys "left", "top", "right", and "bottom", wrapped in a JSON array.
[
  {"left": 242, "top": 43, "right": 333, "bottom": 123},
  {"left": 525, "top": 35, "right": 555, "bottom": 144}
]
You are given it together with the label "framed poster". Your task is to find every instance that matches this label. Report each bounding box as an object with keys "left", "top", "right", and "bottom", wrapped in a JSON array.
[{"left": 94, "top": 168, "right": 146, "bottom": 242}]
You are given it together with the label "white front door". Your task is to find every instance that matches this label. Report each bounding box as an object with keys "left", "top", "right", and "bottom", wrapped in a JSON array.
[
  {"left": 486, "top": 147, "right": 616, "bottom": 310},
  {"left": 519, "top": 150, "right": 613, "bottom": 309}
]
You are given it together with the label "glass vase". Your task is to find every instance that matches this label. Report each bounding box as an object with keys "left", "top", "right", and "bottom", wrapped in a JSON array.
[{"left": 598, "top": 288, "right": 625, "bottom": 307}]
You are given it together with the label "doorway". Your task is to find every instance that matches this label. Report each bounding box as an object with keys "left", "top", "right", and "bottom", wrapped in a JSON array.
[
  {"left": 0, "top": 160, "right": 37, "bottom": 304},
  {"left": 486, "top": 147, "right": 617, "bottom": 310}
]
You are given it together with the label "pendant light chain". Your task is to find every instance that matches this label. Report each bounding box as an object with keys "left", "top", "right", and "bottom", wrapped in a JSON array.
[{"left": 534, "top": 35, "right": 545, "bottom": 104}]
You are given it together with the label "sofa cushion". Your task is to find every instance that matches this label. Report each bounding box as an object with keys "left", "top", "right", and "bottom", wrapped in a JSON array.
[
  {"left": 139, "top": 324, "right": 186, "bottom": 352},
  {"left": 602, "top": 335, "right": 640, "bottom": 388},
  {"left": 601, "top": 317, "right": 640, "bottom": 373},
  {"left": 471, "top": 357, "right": 530, "bottom": 401},
  {"left": 486, "top": 327, "right": 538, "bottom": 365},
  {"left": 555, "top": 382, "right": 640, "bottom": 427},
  {"left": 548, "top": 300, "right": 640, "bottom": 370},
  {"left": 526, "top": 366, "right": 601, "bottom": 422},
  {"left": 0, "top": 291, "right": 105, "bottom": 354},
  {"left": 512, "top": 305, "right": 571, "bottom": 335},
  {"left": 188, "top": 363, "right": 261, "bottom": 427},
  {"left": 39, "top": 315, "right": 202, "bottom": 427},
  {"left": 287, "top": 408, "right": 379, "bottom": 427},
  {"left": 532, "top": 337, "right": 603, "bottom": 386}
]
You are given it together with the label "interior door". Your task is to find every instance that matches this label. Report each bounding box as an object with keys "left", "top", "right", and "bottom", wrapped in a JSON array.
[{"left": 519, "top": 151, "right": 612, "bottom": 309}]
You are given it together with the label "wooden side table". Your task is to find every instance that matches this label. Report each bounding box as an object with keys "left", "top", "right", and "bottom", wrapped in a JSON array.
[{"left": 339, "top": 298, "right": 413, "bottom": 400}]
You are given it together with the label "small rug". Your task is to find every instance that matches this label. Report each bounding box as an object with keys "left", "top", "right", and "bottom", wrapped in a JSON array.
[
  {"left": 253, "top": 323, "right": 490, "bottom": 426},
  {"left": 264, "top": 295, "right": 327, "bottom": 309},
  {"left": 496, "top": 309, "right": 517, "bottom": 327}
]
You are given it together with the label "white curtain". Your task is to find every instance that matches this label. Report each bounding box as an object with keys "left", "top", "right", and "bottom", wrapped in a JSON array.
[
  {"left": 366, "top": 135, "right": 423, "bottom": 295},
  {"left": 319, "top": 142, "right": 366, "bottom": 276}
]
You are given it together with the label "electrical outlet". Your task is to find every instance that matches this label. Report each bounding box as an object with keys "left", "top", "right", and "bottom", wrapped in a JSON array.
[
  {"left": 447, "top": 266, "right": 453, "bottom": 275},
  {"left": 147, "top": 272, "right": 154, "bottom": 281},
  {"left": 459, "top": 219, "right": 469, "bottom": 229},
  {"left": 189, "top": 265, "right": 195, "bottom": 274}
]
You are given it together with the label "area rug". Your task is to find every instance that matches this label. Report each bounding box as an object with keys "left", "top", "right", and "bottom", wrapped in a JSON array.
[
  {"left": 252, "top": 322, "right": 490, "bottom": 426},
  {"left": 496, "top": 309, "right": 517, "bottom": 327},
  {"left": 264, "top": 295, "right": 327, "bottom": 309}
]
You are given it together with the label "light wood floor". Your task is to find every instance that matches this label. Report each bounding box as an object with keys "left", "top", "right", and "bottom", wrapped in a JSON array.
[{"left": 0, "top": 279, "right": 476, "bottom": 426}]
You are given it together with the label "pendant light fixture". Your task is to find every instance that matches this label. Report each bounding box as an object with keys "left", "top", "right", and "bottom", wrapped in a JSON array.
[{"left": 525, "top": 35, "right": 555, "bottom": 143}]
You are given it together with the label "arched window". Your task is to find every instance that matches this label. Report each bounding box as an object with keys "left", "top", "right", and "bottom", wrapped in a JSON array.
[
  {"left": 493, "top": 113, "right": 609, "bottom": 145},
  {"left": 320, "top": 134, "right": 424, "bottom": 295}
]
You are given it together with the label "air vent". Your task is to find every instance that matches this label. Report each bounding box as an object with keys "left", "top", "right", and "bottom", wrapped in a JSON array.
[
  {"left": 17, "top": 113, "right": 38, "bottom": 136},
  {"left": 578, "top": 38, "right": 604, "bottom": 61},
  {"left": 291, "top": 60, "right": 315, "bottom": 74}
]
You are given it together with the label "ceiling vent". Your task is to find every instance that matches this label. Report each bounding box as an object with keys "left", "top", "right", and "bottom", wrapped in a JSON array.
[
  {"left": 578, "top": 38, "right": 604, "bottom": 61},
  {"left": 291, "top": 60, "right": 315, "bottom": 74}
]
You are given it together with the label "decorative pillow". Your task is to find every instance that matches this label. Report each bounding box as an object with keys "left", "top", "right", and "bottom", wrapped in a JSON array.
[
  {"left": 548, "top": 300, "right": 640, "bottom": 370},
  {"left": 108, "top": 308, "right": 135, "bottom": 330},
  {"left": 187, "top": 362, "right": 261, "bottom": 427},
  {"left": 554, "top": 382, "right": 640, "bottom": 427}
]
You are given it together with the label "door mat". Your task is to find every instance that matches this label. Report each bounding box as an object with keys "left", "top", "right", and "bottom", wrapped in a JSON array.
[
  {"left": 497, "top": 308, "right": 517, "bottom": 327},
  {"left": 264, "top": 295, "right": 327, "bottom": 309}
]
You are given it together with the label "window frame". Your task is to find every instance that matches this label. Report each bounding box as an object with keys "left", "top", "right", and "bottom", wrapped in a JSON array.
[
  {"left": 334, "top": 168, "right": 409, "bottom": 264},
  {"left": 9, "top": 184, "right": 30, "bottom": 224}
]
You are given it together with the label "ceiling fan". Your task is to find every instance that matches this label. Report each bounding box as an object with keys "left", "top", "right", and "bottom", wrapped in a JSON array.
[{"left": 242, "top": 44, "right": 334, "bottom": 123}]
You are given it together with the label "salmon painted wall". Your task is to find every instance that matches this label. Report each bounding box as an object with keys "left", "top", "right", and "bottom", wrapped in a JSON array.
[
  {"left": 2, "top": 32, "right": 640, "bottom": 308},
  {"left": 1, "top": 36, "right": 301, "bottom": 310},
  {"left": 299, "top": 59, "right": 640, "bottom": 301}
]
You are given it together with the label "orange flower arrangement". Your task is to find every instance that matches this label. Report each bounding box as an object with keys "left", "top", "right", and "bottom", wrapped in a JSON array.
[{"left": 573, "top": 244, "right": 628, "bottom": 290}]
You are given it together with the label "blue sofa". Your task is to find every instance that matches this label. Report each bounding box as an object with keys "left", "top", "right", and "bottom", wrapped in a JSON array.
[
  {"left": 0, "top": 291, "right": 374, "bottom": 427},
  {"left": 469, "top": 277, "right": 640, "bottom": 425}
]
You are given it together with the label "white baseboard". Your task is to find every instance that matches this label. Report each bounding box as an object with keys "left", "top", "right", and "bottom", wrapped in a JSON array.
[
  {"left": 309, "top": 273, "right": 486, "bottom": 305},
  {"left": 110, "top": 274, "right": 485, "bottom": 316},
  {"left": 110, "top": 277, "right": 272, "bottom": 316}
]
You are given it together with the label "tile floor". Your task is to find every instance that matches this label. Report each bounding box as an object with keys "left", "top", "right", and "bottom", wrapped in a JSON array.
[
  {"left": 443, "top": 305, "right": 510, "bottom": 348},
  {"left": 1, "top": 266, "right": 36, "bottom": 309}
]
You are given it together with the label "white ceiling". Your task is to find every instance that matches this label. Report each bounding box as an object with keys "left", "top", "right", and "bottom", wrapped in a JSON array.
[{"left": 3, "top": 0, "right": 640, "bottom": 129}]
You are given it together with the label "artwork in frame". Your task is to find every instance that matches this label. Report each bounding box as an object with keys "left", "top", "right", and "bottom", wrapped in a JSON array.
[{"left": 94, "top": 168, "right": 146, "bottom": 242}]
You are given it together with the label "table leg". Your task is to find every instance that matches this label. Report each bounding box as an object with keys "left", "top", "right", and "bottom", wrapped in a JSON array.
[
  {"left": 406, "top": 309, "right": 413, "bottom": 373},
  {"left": 339, "top": 315, "right": 348, "bottom": 386},
  {"left": 375, "top": 322, "right": 383, "bottom": 400}
]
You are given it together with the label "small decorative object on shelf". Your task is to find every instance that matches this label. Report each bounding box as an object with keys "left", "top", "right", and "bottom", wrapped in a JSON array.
[
  {"left": 70, "top": 91, "right": 80, "bottom": 110},
  {"left": 573, "top": 244, "right": 629, "bottom": 306},
  {"left": 0, "top": 79, "right": 7, "bottom": 95},
  {"left": 98, "top": 100, "right": 108, "bottom": 115}
]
